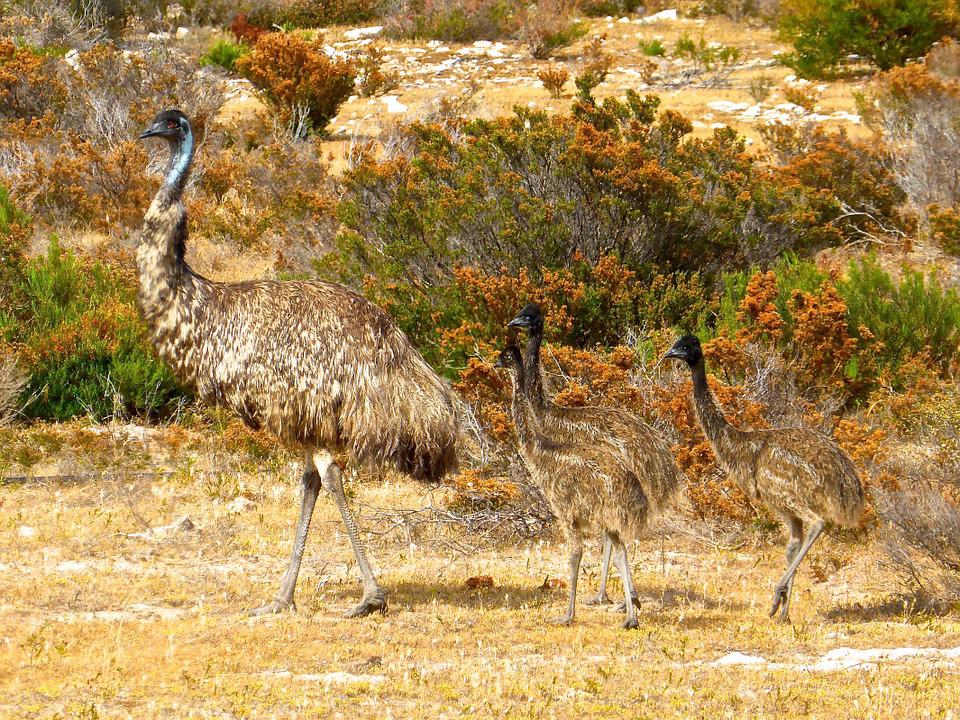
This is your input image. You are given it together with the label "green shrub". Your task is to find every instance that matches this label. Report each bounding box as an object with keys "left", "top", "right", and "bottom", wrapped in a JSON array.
[
  {"left": 581, "top": 0, "right": 643, "bottom": 16},
  {"left": 246, "top": 0, "right": 382, "bottom": 29},
  {"left": 7, "top": 239, "right": 187, "bottom": 421},
  {"left": 840, "top": 256, "right": 960, "bottom": 376},
  {"left": 778, "top": 0, "right": 958, "bottom": 78},
  {"left": 0, "top": 185, "right": 29, "bottom": 320},
  {"left": 200, "top": 39, "right": 247, "bottom": 71},
  {"left": 384, "top": 0, "right": 517, "bottom": 42},
  {"left": 638, "top": 38, "right": 666, "bottom": 56}
]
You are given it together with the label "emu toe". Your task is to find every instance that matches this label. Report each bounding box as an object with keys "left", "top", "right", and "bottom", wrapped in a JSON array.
[
  {"left": 583, "top": 592, "right": 613, "bottom": 607},
  {"left": 551, "top": 614, "right": 575, "bottom": 626},
  {"left": 250, "top": 598, "right": 295, "bottom": 616},
  {"left": 621, "top": 616, "right": 639, "bottom": 630},
  {"left": 345, "top": 592, "right": 388, "bottom": 618},
  {"left": 769, "top": 585, "right": 791, "bottom": 621}
]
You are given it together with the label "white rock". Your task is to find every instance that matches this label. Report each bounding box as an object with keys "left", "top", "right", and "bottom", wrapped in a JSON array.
[
  {"left": 832, "top": 111, "right": 861, "bottom": 123},
  {"left": 710, "top": 652, "right": 768, "bottom": 667},
  {"left": 473, "top": 40, "right": 493, "bottom": 48},
  {"left": 175, "top": 26, "right": 189, "bottom": 39},
  {"left": 18, "top": 526, "right": 36, "bottom": 538},
  {"left": 343, "top": 26, "right": 383, "bottom": 40},
  {"left": 382, "top": 96, "right": 408, "bottom": 113},
  {"left": 56, "top": 560, "right": 91, "bottom": 573},
  {"left": 641, "top": 8, "right": 678, "bottom": 23},
  {"left": 227, "top": 496, "right": 255, "bottom": 513},
  {"left": 707, "top": 100, "right": 749, "bottom": 114}
]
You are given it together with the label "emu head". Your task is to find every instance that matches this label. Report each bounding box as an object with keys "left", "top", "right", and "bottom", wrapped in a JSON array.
[
  {"left": 139, "top": 109, "right": 191, "bottom": 144},
  {"left": 507, "top": 303, "right": 544, "bottom": 334},
  {"left": 663, "top": 334, "right": 703, "bottom": 367}
]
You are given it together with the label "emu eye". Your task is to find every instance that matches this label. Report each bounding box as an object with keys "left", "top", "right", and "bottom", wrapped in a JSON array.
[{"left": 167, "top": 120, "right": 177, "bottom": 129}]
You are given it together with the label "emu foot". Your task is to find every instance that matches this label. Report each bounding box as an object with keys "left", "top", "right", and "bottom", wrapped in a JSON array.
[
  {"left": 621, "top": 616, "right": 639, "bottom": 630},
  {"left": 583, "top": 592, "right": 613, "bottom": 607},
  {"left": 250, "top": 598, "right": 295, "bottom": 616},
  {"left": 615, "top": 594, "right": 642, "bottom": 613},
  {"left": 345, "top": 591, "right": 388, "bottom": 618},
  {"left": 551, "top": 614, "right": 575, "bottom": 626},
  {"left": 769, "top": 584, "right": 791, "bottom": 622}
]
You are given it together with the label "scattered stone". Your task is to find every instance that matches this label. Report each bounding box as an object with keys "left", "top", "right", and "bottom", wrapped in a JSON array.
[
  {"left": 641, "top": 8, "right": 678, "bottom": 23},
  {"left": 710, "top": 652, "right": 768, "bottom": 667},
  {"left": 382, "top": 96, "right": 408, "bottom": 113},
  {"left": 227, "top": 496, "right": 255, "bottom": 513},
  {"left": 343, "top": 26, "right": 383, "bottom": 40},
  {"left": 17, "top": 526, "right": 36, "bottom": 539}
]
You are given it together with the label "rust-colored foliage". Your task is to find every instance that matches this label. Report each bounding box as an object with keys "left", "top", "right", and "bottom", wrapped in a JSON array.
[
  {"left": 0, "top": 40, "right": 65, "bottom": 120},
  {"left": 788, "top": 282, "right": 856, "bottom": 389},
  {"left": 737, "top": 270, "right": 783, "bottom": 343},
  {"left": 229, "top": 13, "right": 265, "bottom": 44},
  {"left": 236, "top": 32, "right": 356, "bottom": 133},
  {"left": 447, "top": 468, "right": 520, "bottom": 512},
  {"left": 537, "top": 65, "right": 569, "bottom": 99}
]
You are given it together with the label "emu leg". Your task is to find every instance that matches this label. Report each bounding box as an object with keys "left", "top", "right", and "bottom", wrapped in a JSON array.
[
  {"left": 318, "top": 452, "right": 387, "bottom": 618},
  {"left": 553, "top": 539, "right": 583, "bottom": 626},
  {"left": 776, "top": 516, "right": 804, "bottom": 622},
  {"left": 250, "top": 457, "right": 322, "bottom": 615},
  {"left": 583, "top": 534, "right": 613, "bottom": 606},
  {"left": 611, "top": 540, "right": 639, "bottom": 630},
  {"left": 770, "top": 520, "right": 824, "bottom": 622}
]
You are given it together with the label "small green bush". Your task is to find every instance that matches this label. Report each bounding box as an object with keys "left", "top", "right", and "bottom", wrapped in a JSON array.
[
  {"left": 6, "top": 239, "right": 187, "bottom": 422},
  {"left": 638, "top": 38, "right": 666, "bottom": 56},
  {"left": 840, "top": 256, "right": 960, "bottom": 375},
  {"left": 0, "top": 185, "right": 28, "bottom": 310},
  {"left": 778, "top": 0, "right": 958, "bottom": 78},
  {"left": 200, "top": 39, "right": 247, "bottom": 71}
]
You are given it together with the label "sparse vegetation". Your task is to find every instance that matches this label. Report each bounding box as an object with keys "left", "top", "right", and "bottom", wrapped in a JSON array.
[
  {"left": 200, "top": 38, "right": 247, "bottom": 71},
  {"left": 537, "top": 65, "right": 569, "bottom": 98},
  {"left": 778, "top": 0, "right": 958, "bottom": 78},
  {"left": 3, "top": 5, "right": 960, "bottom": 716}
]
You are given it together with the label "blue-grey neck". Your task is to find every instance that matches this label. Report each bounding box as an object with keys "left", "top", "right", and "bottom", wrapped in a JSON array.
[{"left": 164, "top": 129, "right": 194, "bottom": 198}]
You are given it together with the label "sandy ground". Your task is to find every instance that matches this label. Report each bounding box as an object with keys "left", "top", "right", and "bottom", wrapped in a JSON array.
[{"left": 1, "top": 424, "right": 959, "bottom": 718}]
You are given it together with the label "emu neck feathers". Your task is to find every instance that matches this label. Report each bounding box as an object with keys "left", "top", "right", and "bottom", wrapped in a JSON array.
[
  {"left": 690, "top": 359, "right": 752, "bottom": 481},
  {"left": 523, "top": 329, "right": 547, "bottom": 412},
  {"left": 137, "top": 133, "right": 208, "bottom": 380}
]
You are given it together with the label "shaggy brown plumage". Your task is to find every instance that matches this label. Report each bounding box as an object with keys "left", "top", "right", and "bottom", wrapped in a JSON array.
[
  {"left": 508, "top": 304, "right": 684, "bottom": 607},
  {"left": 665, "top": 335, "right": 864, "bottom": 621},
  {"left": 497, "top": 340, "right": 648, "bottom": 629},
  {"left": 138, "top": 110, "right": 458, "bottom": 618}
]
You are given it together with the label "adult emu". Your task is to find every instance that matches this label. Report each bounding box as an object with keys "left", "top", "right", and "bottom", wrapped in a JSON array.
[
  {"left": 508, "top": 303, "right": 683, "bottom": 607},
  {"left": 497, "top": 340, "right": 647, "bottom": 629},
  {"left": 137, "top": 110, "right": 458, "bottom": 618},
  {"left": 664, "top": 335, "right": 863, "bottom": 621}
]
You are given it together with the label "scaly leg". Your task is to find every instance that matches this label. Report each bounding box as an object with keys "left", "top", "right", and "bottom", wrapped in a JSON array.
[
  {"left": 583, "top": 534, "right": 613, "bottom": 606},
  {"left": 612, "top": 540, "right": 639, "bottom": 630},
  {"left": 317, "top": 451, "right": 387, "bottom": 617},
  {"left": 777, "top": 516, "right": 804, "bottom": 623},
  {"left": 250, "top": 450, "right": 322, "bottom": 615},
  {"left": 553, "top": 538, "right": 583, "bottom": 626},
  {"left": 770, "top": 520, "right": 824, "bottom": 622}
]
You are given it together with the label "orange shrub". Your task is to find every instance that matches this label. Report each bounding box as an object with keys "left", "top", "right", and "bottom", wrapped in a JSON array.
[{"left": 236, "top": 32, "right": 356, "bottom": 134}]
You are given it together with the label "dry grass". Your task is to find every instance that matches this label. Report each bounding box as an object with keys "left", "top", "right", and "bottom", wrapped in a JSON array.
[{"left": 1, "top": 424, "right": 959, "bottom": 718}]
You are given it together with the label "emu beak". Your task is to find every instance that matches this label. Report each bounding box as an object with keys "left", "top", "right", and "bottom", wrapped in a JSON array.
[
  {"left": 663, "top": 347, "right": 685, "bottom": 361},
  {"left": 138, "top": 123, "right": 163, "bottom": 140},
  {"left": 507, "top": 316, "right": 530, "bottom": 329}
]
